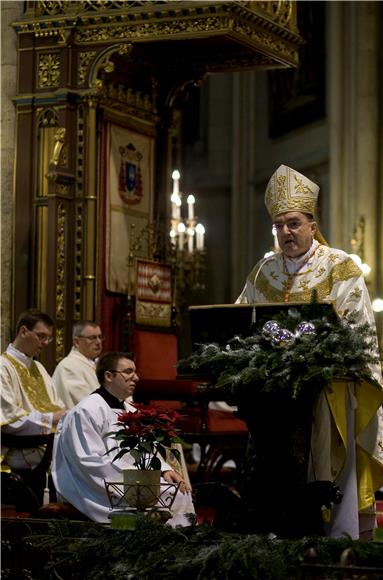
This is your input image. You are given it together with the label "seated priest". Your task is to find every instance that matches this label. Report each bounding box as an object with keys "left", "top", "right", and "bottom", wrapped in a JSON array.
[
  {"left": 53, "top": 320, "right": 103, "bottom": 409},
  {"left": 236, "top": 164, "right": 383, "bottom": 539},
  {"left": 1, "top": 309, "right": 66, "bottom": 502},
  {"left": 52, "top": 351, "right": 195, "bottom": 526}
]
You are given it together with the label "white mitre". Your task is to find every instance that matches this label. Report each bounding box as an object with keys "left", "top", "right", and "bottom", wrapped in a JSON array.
[{"left": 265, "top": 164, "right": 319, "bottom": 219}]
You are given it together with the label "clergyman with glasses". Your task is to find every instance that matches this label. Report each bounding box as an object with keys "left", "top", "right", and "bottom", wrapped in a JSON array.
[
  {"left": 236, "top": 164, "right": 383, "bottom": 540},
  {"left": 53, "top": 320, "right": 105, "bottom": 409},
  {"left": 52, "top": 351, "right": 195, "bottom": 525},
  {"left": 1, "top": 308, "right": 65, "bottom": 499}
]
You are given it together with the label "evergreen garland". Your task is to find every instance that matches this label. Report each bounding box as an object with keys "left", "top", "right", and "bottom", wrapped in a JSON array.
[
  {"left": 28, "top": 519, "right": 383, "bottom": 579},
  {"left": 178, "top": 305, "right": 382, "bottom": 403}
]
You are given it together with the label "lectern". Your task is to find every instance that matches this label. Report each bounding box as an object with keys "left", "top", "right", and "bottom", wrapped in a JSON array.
[{"left": 186, "top": 302, "right": 341, "bottom": 537}]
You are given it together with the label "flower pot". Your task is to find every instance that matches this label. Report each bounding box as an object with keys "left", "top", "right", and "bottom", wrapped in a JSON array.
[{"left": 123, "top": 469, "right": 161, "bottom": 510}]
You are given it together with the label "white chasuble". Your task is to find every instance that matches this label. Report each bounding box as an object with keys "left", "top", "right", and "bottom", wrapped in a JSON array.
[
  {"left": 53, "top": 348, "right": 100, "bottom": 409},
  {"left": 237, "top": 241, "right": 383, "bottom": 539}
]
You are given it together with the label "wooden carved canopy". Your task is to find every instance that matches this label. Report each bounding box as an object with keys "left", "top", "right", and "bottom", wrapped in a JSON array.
[{"left": 11, "top": 0, "right": 303, "bottom": 370}]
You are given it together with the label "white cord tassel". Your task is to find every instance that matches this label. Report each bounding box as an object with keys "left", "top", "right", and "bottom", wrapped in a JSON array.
[{"left": 43, "top": 472, "right": 50, "bottom": 506}]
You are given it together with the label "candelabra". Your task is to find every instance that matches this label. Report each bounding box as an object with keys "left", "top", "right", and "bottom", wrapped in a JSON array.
[{"left": 169, "top": 170, "right": 207, "bottom": 294}]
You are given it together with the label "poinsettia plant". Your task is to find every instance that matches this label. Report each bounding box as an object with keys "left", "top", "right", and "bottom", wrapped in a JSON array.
[{"left": 107, "top": 403, "right": 184, "bottom": 470}]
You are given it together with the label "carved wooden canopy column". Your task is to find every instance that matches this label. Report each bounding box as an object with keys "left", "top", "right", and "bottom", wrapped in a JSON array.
[{"left": 12, "top": 0, "right": 303, "bottom": 370}]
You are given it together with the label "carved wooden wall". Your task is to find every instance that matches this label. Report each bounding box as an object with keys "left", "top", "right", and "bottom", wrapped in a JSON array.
[{"left": 12, "top": 1, "right": 302, "bottom": 371}]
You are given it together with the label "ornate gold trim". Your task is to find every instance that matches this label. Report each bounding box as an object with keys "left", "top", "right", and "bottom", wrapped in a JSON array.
[
  {"left": 55, "top": 326, "right": 65, "bottom": 365},
  {"left": 73, "top": 201, "right": 83, "bottom": 321},
  {"left": 56, "top": 203, "right": 66, "bottom": 320},
  {"left": 37, "top": 53, "right": 60, "bottom": 88},
  {"left": 3, "top": 354, "right": 63, "bottom": 413},
  {"left": 14, "top": 2, "right": 301, "bottom": 70},
  {"left": 78, "top": 50, "right": 97, "bottom": 87},
  {"left": 36, "top": 205, "right": 48, "bottom": 311},
  {"left": 50, "top": 127, "right": 66, "bottom": 166},
  {"left": 96, "top": 82, "right": 159, "bottom": 125},
  {"left": 83, "top": 101, "right": 97, "bottom": 320}
]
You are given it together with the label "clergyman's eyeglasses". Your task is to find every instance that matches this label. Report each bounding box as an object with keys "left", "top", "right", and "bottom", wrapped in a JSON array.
[
  {"left": 110, "top": 369, "right": 136, "bottom": 378},
  {"left": 78, "top": 334, "right": 105, "bottom": 342}
]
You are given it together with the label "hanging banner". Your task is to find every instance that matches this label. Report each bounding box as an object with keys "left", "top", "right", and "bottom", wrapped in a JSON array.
[
  {"left": 135, "top": 259, "right": 172, "bottom": 327},
  {"left": 105, "top": 122, "right": 154, "bottom": 293}
]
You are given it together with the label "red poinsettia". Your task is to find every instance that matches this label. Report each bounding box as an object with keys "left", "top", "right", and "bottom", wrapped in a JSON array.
[{"left": 107, "top": 403, "right": 184, "bottom": 470}]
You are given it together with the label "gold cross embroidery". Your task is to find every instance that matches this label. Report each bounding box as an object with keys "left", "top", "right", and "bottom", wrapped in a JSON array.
[
  {"left": 315, "top": 266, "right": 326, "bottom": 279},
  {"left": 349, "top": 288, "right": 362, "bottom": 300}
]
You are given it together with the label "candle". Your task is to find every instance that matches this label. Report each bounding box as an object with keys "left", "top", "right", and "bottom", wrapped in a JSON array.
[
  {"left": 171, "top": 193, "right": 182, "bottom": 219},
  {"left": 175, "top": 196, "right": 181, "bottom": 219},
  {"left": 169, "top": 229, "right": 176, "bottom": 246},
  {"left": 195, "top": 223, "right": 205, "bottom": 250},
  {"left": 187, "top": 194, "right": 195, "bottom": 220},
  {"left": 172, "top": 169, "right": 180, "bottom": 196},
  {"left": 187, "top": 227, "right": 194, "bottom": 253},
  {"left": 177, "top": 222, "right": 186, "bottom": 251},
  {"left": 170, "top": 193, "right": 178, "bottom": 219}
]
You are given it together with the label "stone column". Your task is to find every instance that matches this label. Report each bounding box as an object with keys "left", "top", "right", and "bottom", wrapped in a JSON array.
[
  {"left": 230, "top": 70, "right": 258, "bottom": 298},
  {"left": 328, "top": 1, "right": 381, "bottom": 294},
  {"left": 1, "top": 1, "right": 24, "bottom": 348}
]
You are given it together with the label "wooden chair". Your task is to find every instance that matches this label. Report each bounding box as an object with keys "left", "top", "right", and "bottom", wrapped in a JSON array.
[{"left": 132, "top": 328, "right": 248, "bottom": 483}]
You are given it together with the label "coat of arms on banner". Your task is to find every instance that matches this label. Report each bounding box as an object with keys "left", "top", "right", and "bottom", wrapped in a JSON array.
[
  {"left": 118, "top": 143, "right": 143, "bottom": 205},
  {"left": 106, "top": 123, "right": 154, "bottom": 294}
]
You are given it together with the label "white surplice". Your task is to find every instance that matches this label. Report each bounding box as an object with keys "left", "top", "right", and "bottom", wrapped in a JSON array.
[
  {"left": 52, "top": 393, "right": 195, "bottom": 525},
  {"left": 53, "top": 347, "right": 100, "bottom": 409}
]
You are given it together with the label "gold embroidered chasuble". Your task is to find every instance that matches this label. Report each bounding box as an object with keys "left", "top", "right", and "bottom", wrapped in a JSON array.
[
  {"left": 237, "top": 243, "right": 383, "bottom": 512},
  {"left": 1, "top": 353, "right": 63, "bottom": 427}
]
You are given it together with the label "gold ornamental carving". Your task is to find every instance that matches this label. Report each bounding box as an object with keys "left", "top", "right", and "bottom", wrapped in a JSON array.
[
  {"left": 55, "top": 326, "right": 65, "bottom": 364},
  {"left": 73, "top": 202, "right": 83, "bottom": 320},
  {"left": 78, "top": 50, "right": 97, "bottom": 86},
  {"left": 56, "top": 203, "right": 66, "bottom": 320},
  {"left": 55, "top": 183, "right": 70, "bottom": 195},
  {"left": 32, "top": 1, "right": 296, "bottom": 32},
  {"left": 49, "top": 127, "right": 66, "bottom": 166},
  {"left": 16, "top": 2, "right": 301, "bottom": 70},
  {"left": 99, "top": 82, "right": 158, "bottom": 124},
  {"left": 75, "top": 17, "right": 223, "bottom": 44},
  {"left": 233, "top": 21, "right": 299, "bottom": 65},
  {"left": 38, "top": 53, "right": 60, "bottom": 88}
]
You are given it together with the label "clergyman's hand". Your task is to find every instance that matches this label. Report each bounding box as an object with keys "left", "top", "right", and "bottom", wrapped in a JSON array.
[
  {"left": 52, "top": 410, "right": 66, "bottom": 426},
  {"left": 162, "top": 470, "right": 191, "bottom": 494}
]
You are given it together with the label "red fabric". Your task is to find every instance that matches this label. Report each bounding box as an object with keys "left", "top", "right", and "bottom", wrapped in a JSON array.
[
  {"left": 377, "top": 500, "right": 383, "bottom": 528},
  {"left": 207, "top": 410, "right": 248, "bottom": 434},
  {"left": 134, "top": 378, "right": 199, "bottom": 399},
  {"left": 133, "top": 330, "right": 178, "bottom": 379}
]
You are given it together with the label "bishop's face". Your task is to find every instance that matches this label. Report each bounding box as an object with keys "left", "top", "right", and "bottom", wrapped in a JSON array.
[{"left": 273, "top": 211, "right": 317, "bottom": 258}]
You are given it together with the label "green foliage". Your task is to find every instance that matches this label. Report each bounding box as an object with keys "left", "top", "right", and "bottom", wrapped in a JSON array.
[
  {"left": 178, "top": 306, "right": 381, "bottom": 403},
  {"left": 106, "top": 404, "right": 184, "bottom": 470},
  {"left": 30, "top": 519, "right": 383, "bottom": 579}
]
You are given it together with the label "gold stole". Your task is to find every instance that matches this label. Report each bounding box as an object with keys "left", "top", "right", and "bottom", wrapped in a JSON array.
[{"left": 3, "top": 353, "right": 63, "bottom": 413}]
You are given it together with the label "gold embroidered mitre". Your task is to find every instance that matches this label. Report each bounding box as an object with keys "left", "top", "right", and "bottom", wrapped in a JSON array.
[{"left": 265, "top": 165, "right": 320, "bottom": 219}]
